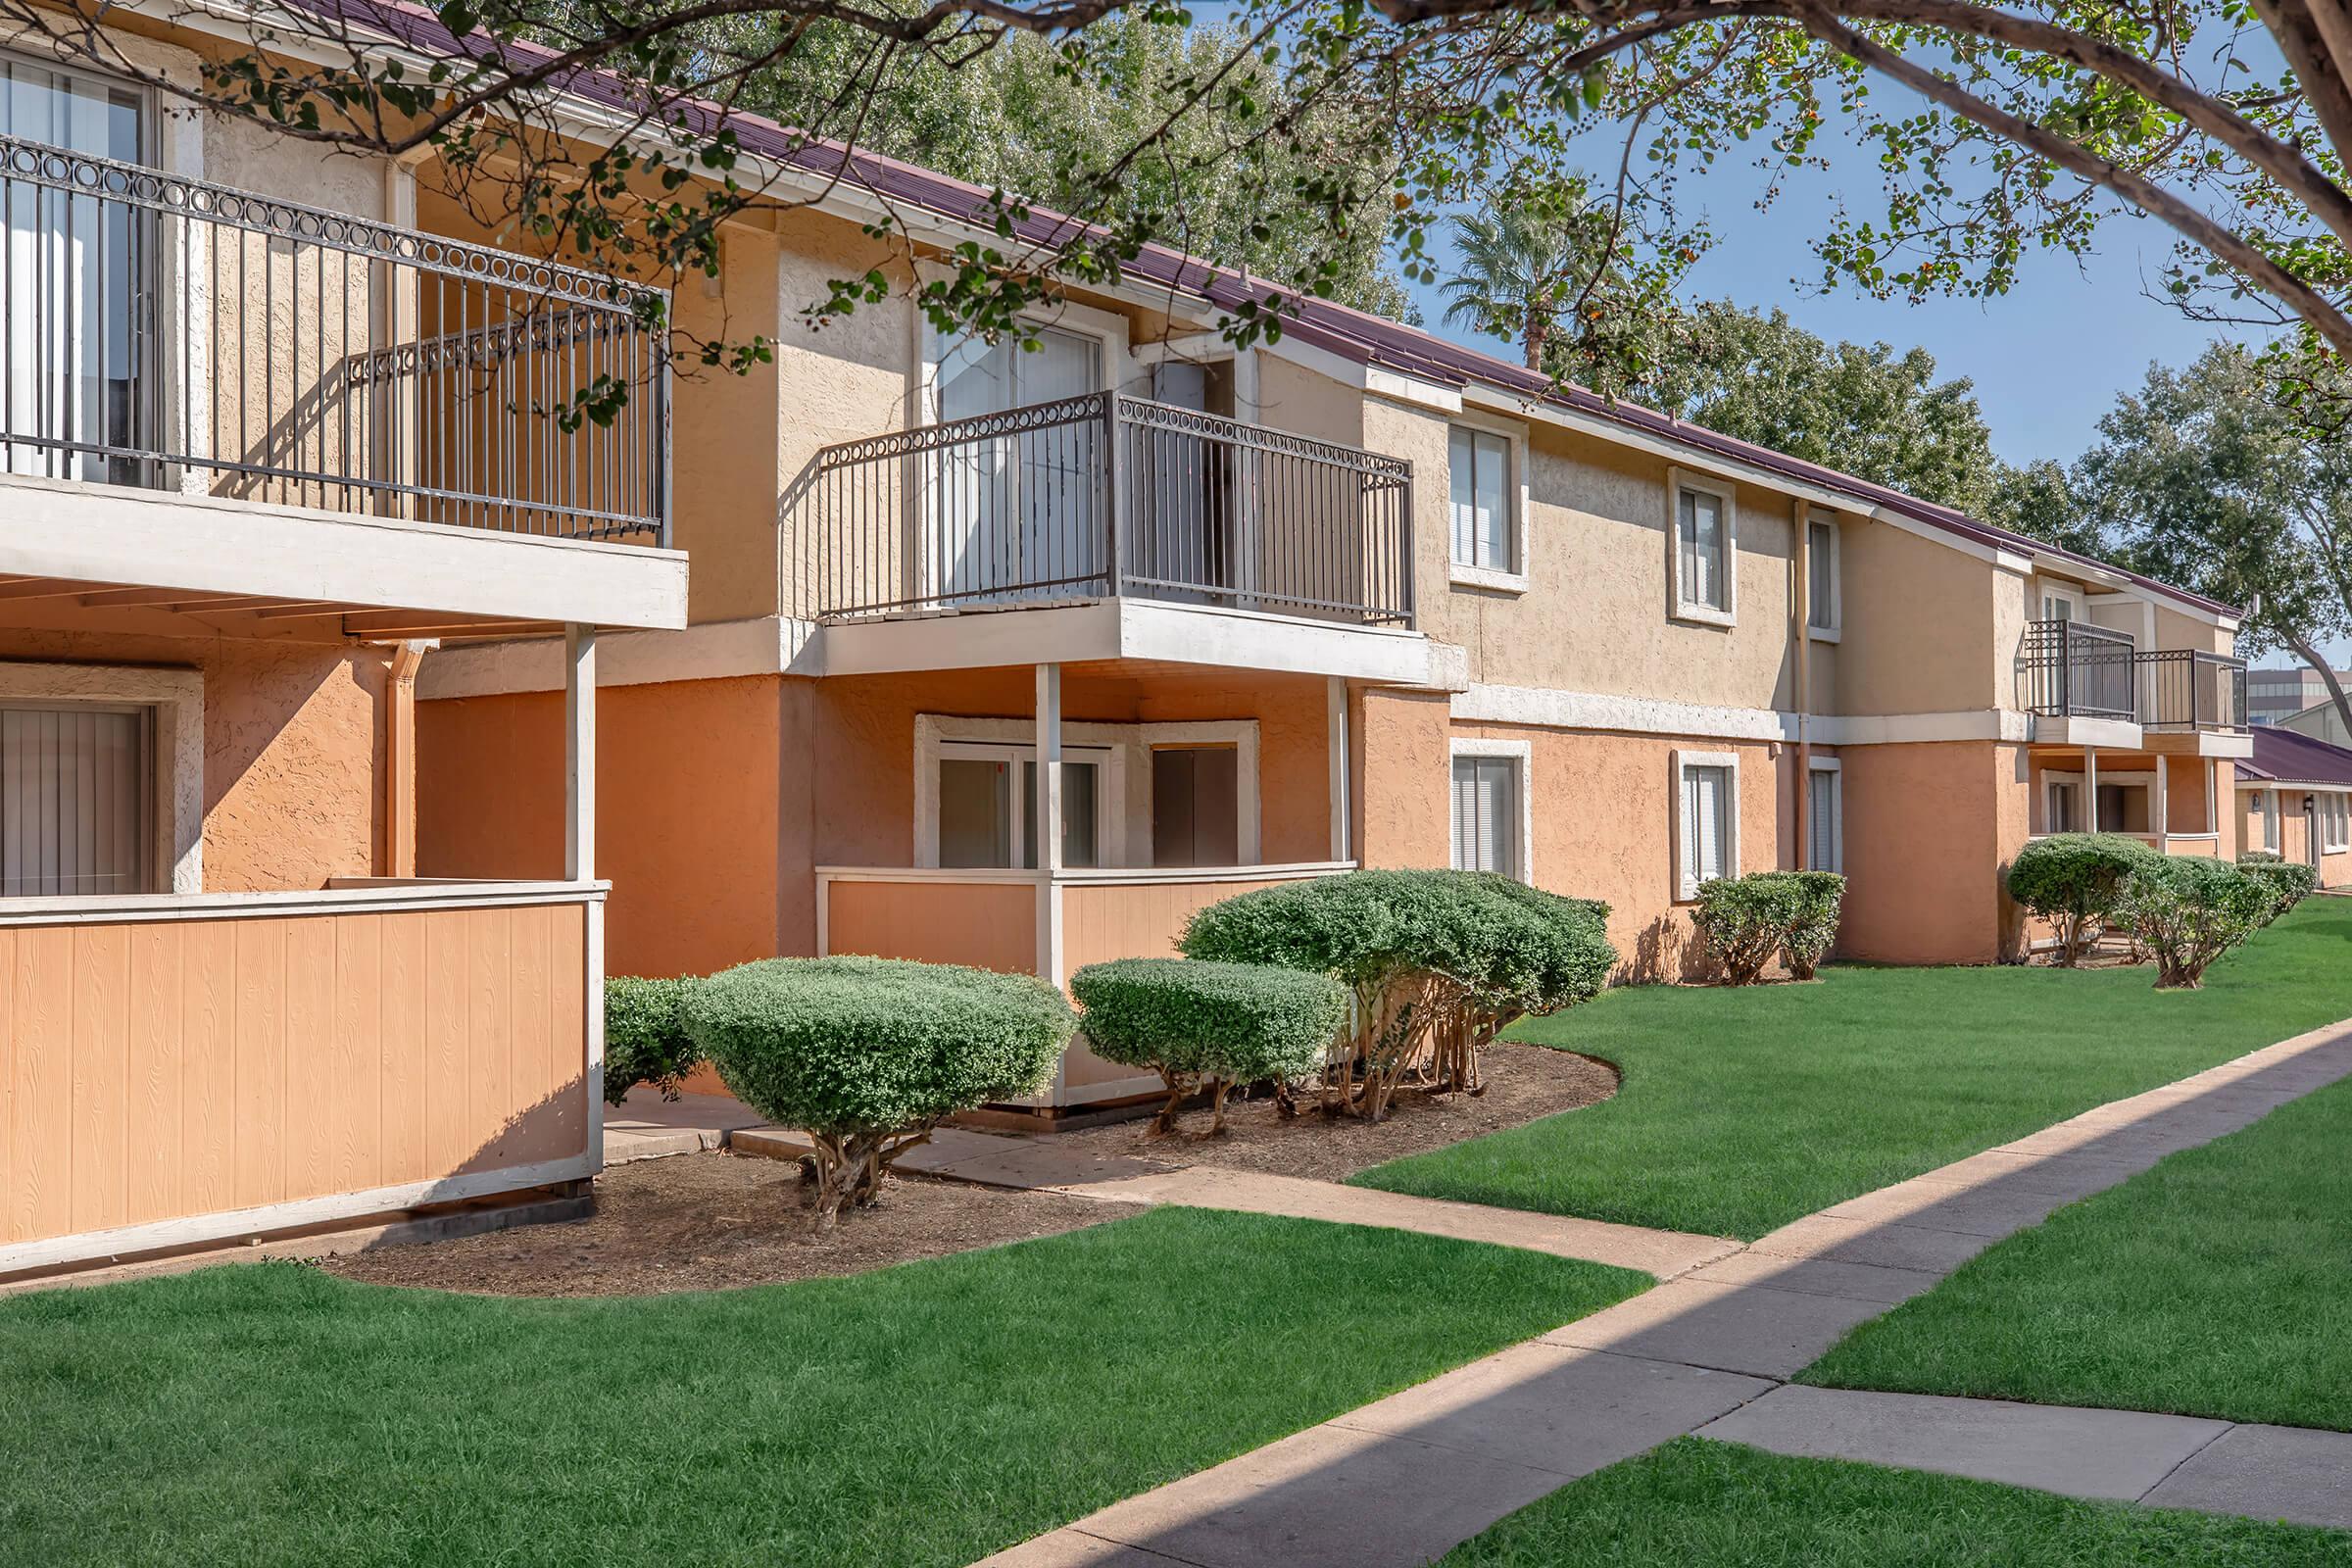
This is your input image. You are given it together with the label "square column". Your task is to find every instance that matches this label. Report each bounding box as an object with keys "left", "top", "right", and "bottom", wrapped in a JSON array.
[{"left": 1036, "top": 662, "right": 1064, "bottom": 984}]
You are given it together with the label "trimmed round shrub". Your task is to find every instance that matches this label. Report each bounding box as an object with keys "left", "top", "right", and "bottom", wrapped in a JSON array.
[
  {"left": 1069, "top": 957, "right": 1348, "bottom": 1133},
  {"left": 2005, "top": 833, "right": 2166, "bottom": 964},
  {"left": 686, "top": 956, "right": 1077, "bottom": 1227},
  {"left": 1775, "top": 870, "right": 1847, "bottom": 980},
  {"left": 603, "top": 976, "right": 702, "bottom": 1105},
  {"left": 2238, "top": 856, "right": 2319, "bottom": 925},
  {"left": 2112, "top": 857, "right": 2275, "bottom": 990},
  {"left": 1180, "top": 869, "right": 1617, "bottom": 1119},
  {"left": 1690, "top": 871, "right": 1845, "bottom": 983}
]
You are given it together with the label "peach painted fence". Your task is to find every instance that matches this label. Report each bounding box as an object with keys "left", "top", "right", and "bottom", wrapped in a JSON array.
[
  {"left": 0, "top": 880, "right": 602, "bottom": 1274},
  {"left": 816, "top": 863, "right": 1348, "bottom": 1106}
]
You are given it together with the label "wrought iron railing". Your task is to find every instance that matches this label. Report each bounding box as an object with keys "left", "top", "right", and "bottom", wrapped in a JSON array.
[
  {"left": 2017, "top": 618, "right": 2137, "bottom": 720},
  {"left": 796, "top": 391, "right": 1414, "bottom": 626},
  {"left": 0, "top": 134, "right": 669, "bottom": 544},
  {"left": 2137, "top": 648, "right": 2249, "bottom": 732},
  {"left": 2016, "top": 619, "right": 2248, "bottom": 731}
]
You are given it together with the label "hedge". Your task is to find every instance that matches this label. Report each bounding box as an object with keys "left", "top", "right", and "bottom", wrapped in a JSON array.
[
  {"left": 1690, "top": 870, "right": 1845, "bottom": 984},
  {"left": 2238, "top": 856, "right": 2320, "bottom": 925},
  {"left": 2112, "top": 856, "right": 2276, "bottom": 989},
  {"left": 1069, "top": 957, "right": 1348, "bottom": 1133},
  {"left": 686, "top": 956, "right": 1077, "bottom": 1226},
  {"left": 603, "top": 976, "right": 703, "bottom": 1106},
  {"left": 2006, "top": 833, "right": 2166, "bottom": 964},
  {"left": 1180, "top": 869, "right": 1616, "bottom": 1119}
]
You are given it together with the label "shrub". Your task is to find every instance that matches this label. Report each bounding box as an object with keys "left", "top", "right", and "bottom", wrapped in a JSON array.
[
  {"left": 1775, "top": 870, "right": 1847, "bottom": 980},
  {"left": 603, "top": 976, "right": 702, "bottom": 1105},
  {"left": 686, "top": 956, "right": 1077, "bottom": 1227},
  {"left": 2005, "top": 833, "right": 2166, "bottom": 964},
  {"left": 2238, "top": 856, "right": 2320, "bottom": 925},
  {"left": 1069, "top": 958, "right": 1348, "bottom": 1134},
  {"left": 2112, "top": 857, "right": 2275, "bottom": 989},
  {"left": 1180, "top": 869, "right": 1616, "bottom": 1119},
  {"left": 1690, "top": 870, "right": 1847, "bottom": 984}
]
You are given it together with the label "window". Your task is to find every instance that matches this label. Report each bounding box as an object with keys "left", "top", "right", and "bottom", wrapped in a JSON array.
[
  {"left": 1806, "top": 514, "right": 1839, "bottom": 635},
  {"left": 931, "top": 320, "right": 1108, "bottom": 605},
  {"left": 1151, "top": 746, "right": 1239, "bottom": 868},
  {"left": 1450, "top": 749, "right": 1525, "bottom": 879},
  {"left": 935, "top": 742, "right": 1104, "bottom": 869},
  {"left": 1448, "top": 424, "right": 1513, "bottom": 573},
  {"left": 2324, "top": 794, "right": 2350, "bottom": 855},
  {"left": 2044, "top": 779, "right": 2082, "bottom": 834},
  {"left": 1676, "top": 753, "right": 1739, "bottom": 899},
  {"left": 1807, "top": 763, "right": 1841, "bottom": 873},
  {"left": 1670, "top": 474, "right": 1735, "bottom": 622},
  {"left": 2259, "top": 789, "right": 2279, "bottom": 852},
  {"left": 0, "top": 704, "right": 154, "bottom": 897},
  {"left": 2040, "top": 587, "right": 2080, "bottom": 622}
]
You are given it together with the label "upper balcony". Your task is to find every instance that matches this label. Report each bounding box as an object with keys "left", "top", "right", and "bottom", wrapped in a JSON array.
[
  {"left": 790, "top": 392, "right": 1426, "bottom": 680},
  {"left": 2016, "top": 618, "right": 2249, "bottom": 745},
  {"left": 0, "top": 132, "right": 682, "bottom": 634}
]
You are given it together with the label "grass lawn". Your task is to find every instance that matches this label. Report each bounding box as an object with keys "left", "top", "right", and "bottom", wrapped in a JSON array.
[
  {"left": 1354, "top": 898, "right": 2352, "bottom": 1239},
  {"left": 1439, "top": 1438, "right": 2351, "bottom": 1565},
  {"left": 1803, "top": 1069, "right": 2352, "bottom": 1430},
  {"left": 0, "top": 1207, "right": 1644, "bottom": 1568}
]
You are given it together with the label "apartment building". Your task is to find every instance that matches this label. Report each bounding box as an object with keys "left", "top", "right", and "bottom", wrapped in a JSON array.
[
  {"left": 2237, "top": 726, "right": 2352, "bottom": 886},
  {"left": 0, "top": 31, "right": 686, "bottom": 1273},
  {"left": 2248, "top": 664, "right": 2346, "bottom": 726}
]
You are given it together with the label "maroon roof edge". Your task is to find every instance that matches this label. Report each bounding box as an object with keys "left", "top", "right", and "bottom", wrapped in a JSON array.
[
  {"left": 301, "top": 0, "right": 2237, "bottom": 619},
  {"left": 2238, "top": 725, "right": 2352, "bottom": 788}
]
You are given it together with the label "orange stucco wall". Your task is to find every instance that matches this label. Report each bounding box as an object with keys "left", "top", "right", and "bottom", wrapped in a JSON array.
[
  {"left": 1356, "top": 687, "right": 1451, "bottom": 870},
  {"left": 1837, "top": 740, "right": 2026, "bottom": 965},
  {"left": 0, "top": 630, "right": 393, "bottom": 892}
]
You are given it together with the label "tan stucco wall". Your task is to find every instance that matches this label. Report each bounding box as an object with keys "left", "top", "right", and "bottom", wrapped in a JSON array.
[
  {"left": 0, "top": 629, "right": 390, "bottom": 892},
  {"left": 1838, "top": 740, "right": 2025, "bottom": 965},
  {"left": 1838, "top": 522, "right": 2004, "bottom": 716},
  {"left": 1355, "top": 686, "right": 1451, "bottom": 870}
]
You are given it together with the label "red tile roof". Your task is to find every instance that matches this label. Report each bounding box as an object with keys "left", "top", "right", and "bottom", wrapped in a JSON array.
[{"left": 299, "top": 0, "right": 2238, "bottom": 619}]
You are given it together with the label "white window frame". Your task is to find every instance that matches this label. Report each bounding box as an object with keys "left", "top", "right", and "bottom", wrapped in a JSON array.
[
  {"left": 914, "top": 293, "right": 1132, "bottom": 425},
  {"left": 2039, "top": 767, "right": 2158, "bottom": 838},
  {"left": 1446, "top": 414, "right": 1530, "bottom": 594},
  {"left": 2036, "top": 578, "right": 2083, "bottom": 623},
  {"left": 2324, "top": 792, "right": 2349, "bottom": 855},
  {"left": 913, "top": 714, "right": 1259, "bottom": 869},
  {"left": 2260, "top": 787, "right": 2280, "bottom": 853},
  {"left": 1448, "top": 737, "right": 1533, "bottom": 883},
  {"left": 1806, "top": 757, "right": 1842, "bottom": 873},
  {"left": 1805, "top": 510, "right": 1841, "bottom": 642},
  {"left": 0, "top": 662, "right": 202, "bottom": 895},
  {"left": 1667, "top": 467, "right": 1738, "bottom": 627},
  {"left": 1674, "top": 748, "right": 1740, "bottom": 901}
]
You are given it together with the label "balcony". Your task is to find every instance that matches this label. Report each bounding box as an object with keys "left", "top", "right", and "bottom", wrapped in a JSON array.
[
  {"left": 2016, "top": 619, "right": 2248, "bottom": 734},
  {"left": 0, "top": 133, "right": 668, "bottom": 546},
  {"left": 795, "top": 392, "right": 1415, "bottom": 630}
]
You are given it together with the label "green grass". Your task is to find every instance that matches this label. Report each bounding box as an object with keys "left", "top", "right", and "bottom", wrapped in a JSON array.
[
  {"left": 0, "top": 1207, "right": 1644, "bottom": 1568},
  {"left": 1804, "top": 1068, "right": 2352, "bottom": 1430},
  {"left": 1441, "top": 1438, "right": 2351, "bottom": 1565},
  {"left": 1354, "top": 898, "right": 2352, "bottom": 1239}
]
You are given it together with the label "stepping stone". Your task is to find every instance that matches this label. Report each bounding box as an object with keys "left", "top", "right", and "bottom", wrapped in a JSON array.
[
  {"left": 2140, "top": 1423, "right": 2352, "bottom": 1531},
  {"left": 1695, "top": 1386, "right": 2230, "bottom": 1502},
  {"left": 1329, "top": 1342, "right": 1772, "bottom": 1476},
  {"left": 1540, "top": 1279, "right": 1886, "bottom": 1380}
]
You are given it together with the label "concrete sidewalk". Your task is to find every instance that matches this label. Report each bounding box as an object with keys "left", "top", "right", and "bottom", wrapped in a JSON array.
[{"left": 974, "top": 1020, "right": 2352, "bottom": 1567}]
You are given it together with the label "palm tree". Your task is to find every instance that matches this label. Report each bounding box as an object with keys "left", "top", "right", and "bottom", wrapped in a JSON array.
[{"left": 1439, "top": 203, "right": 1596, "bottom": 372}]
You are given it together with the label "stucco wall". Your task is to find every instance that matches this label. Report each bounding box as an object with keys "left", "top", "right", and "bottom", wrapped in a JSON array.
[
  {"left": 1838, "top": 740, "right": 2022, "bottom": 965},
  {"left": 1838, "top": 522, "right": 2002, "bottom": 716},
  {"left": 1355, "top": 686, "right": 1451, "bottom": 870},
  {"left": 0, "top": 630, "right": 388, "bottom": 892}
]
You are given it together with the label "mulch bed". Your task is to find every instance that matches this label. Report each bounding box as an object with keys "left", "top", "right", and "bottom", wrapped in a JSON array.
[
  {"left": 321, "top": 1153, "right": 1143, "bottom": 1298},
  {"left": 1049, "top": 1040, "right": 1620, "bottom": 1184}
]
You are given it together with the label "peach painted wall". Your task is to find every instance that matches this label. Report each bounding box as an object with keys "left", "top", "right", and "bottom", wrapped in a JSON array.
[
  {"left": 824, "top": 880, "right": 1037, "bottom": 973},
  {"left": 1838, "top": 740, "right": 2024, "bottom": 965},
  {"left": 0, "top": 631, "right": 393, "bottom": 892},
  {"left": 1060, "top": 877, "right": 1300, "bottom": 973},
  {"left": 1356, "top": 687, "right": 1451, "bottom": 870},
  {"left": 0, "top": 899, "right": 588, "bottom": 1250},
  {"left": 416, "top": 674, "right": 794, "bottom": 979}
]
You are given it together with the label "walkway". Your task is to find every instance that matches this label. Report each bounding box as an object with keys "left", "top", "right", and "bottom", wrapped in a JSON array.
[{"left": 967, "top": 1019, "right": 2352, "bottom": 1566}]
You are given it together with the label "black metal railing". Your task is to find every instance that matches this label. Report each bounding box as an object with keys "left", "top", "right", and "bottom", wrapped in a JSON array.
[
  {"left": 0, "top": 134, "right": 669, "bottom": 544},
  {"left": 2016, "top": 619, "right": 2249, "bottom": 731},
  {"left": 2017, "top": 618, "right": 2137, "bottom": 719},
  {"left": 796, "top": 391, "right": 1414, "bottom": 627},
  {"left": 2138, "top": 648, "right": 2249, "bottom": 732}
]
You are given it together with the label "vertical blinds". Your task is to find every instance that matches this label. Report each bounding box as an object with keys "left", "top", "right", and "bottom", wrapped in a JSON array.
[
  {"left": 1447, "top": 426, "right": 1510, "bottom": 570},
  {"left": 0, "top": 706, "right": 151, "bottom": 897},
  {"left": 1681, "top": 764, "right": 1730, "bottom": 893},
  {"left": 1678, "top": 489, "right": 1726, "bottom": 610},
  {"left": 1450, "top": 756, "right": 1518, "bottom": 877},
  {"left": 1807, "top": 519, "right": 1836, "bottom": 628},
  {"left": 1808, "top": 768, "right": 1839, "bottom": 872}
]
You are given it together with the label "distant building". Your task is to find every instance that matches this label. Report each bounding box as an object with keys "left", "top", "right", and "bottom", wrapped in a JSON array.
[
  {"left": 2283, "top": 692, "right": 2352, "bottom": 748},
  {"left": 2249, "top": 665, "right": 2348, "bottom": 726}
]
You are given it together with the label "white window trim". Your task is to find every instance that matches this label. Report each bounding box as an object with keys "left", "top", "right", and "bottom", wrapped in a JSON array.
[
  {"left": 2035, "top": 577, "right": 2085, "bottom": 624},
  {"left": 913, "top": 713, "right": 1258, "bottom": 869},
  {"left": 1446, "top": 412, "right": 1531, "bottom": 593},
  {"left": 1807, "top": 757, "right": 1842, "bottom": 873},
  {"left": 1448, "top": 736, "right": 1534, "bottom": 884},
  {"left": 0, "top": 662, "right": 202, "bottom": 895},
  {"left": 2324, "top": 791, "right": 2350, "bottom": 855},
  {"left": 2261, "top": 787, "right": 2280, "bottom": 852},
  {"left": 1674, "top": 748, "right": 1740, "bottom": 901},
  {"left": 2039, "top": 767, "right": 2158, "bottom": 838},
  {"left": 1805, "top": 509, "right": 1841, "bottom": 642},
  {"left": 1667, "top": 467, "right": 1738, "bottom": 628}
]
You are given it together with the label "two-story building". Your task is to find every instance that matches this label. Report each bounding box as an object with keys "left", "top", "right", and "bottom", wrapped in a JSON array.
[{"left": 0, "top": 30, "right": 686, "bottom": 1275}]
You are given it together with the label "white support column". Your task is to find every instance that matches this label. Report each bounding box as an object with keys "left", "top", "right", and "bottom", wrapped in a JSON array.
[
  {"left": 2154, "top": 754, "right": 2170, "bottom": 852},
  {"left": 1327, "top": 675, "right": 1351, "bottom": 863},
  {"left": 1036, "top": 662, "right": 1064, "bottom": 986},
  {"left": 565, "top": 624, "right": 603, "bottom": 1174},
  {"left": 2084, "top": 747, "right": 2099, "bottom": 832},
  {"left": 2209, "top": 760, "right": 2220, "bottom": 837}
]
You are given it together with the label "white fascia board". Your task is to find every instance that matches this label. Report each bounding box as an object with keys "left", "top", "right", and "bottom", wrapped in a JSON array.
[
  {"left": 1454, "top": 684, "right": 2043, "bottom": 747},
  {"left": 416, "top": 615, "right": 819, "bottom": 700},
  {"left": 0, "top": 474, "right": 687, "bottom": 630},
  {"left": 2030, "top": 713, "right": 2145, "bottom": 750}
]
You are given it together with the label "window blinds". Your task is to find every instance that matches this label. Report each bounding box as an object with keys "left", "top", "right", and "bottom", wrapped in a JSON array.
[
  {"left": 1448, "top": 427, "right": 1510, "bottom": 570},
  {"left": 0, "top": 706, "right": 150, "bottom": 897},
  {"left": 1808, "top": 769, "right": 1839, "bottom": 872},
  {"left": 1679, "top": 489, "right": 1727, "bottom": 611},
  {"left": 1807, "top": 519, "right": 1836, "bottom": 628},
  {"left": 1450, "top": 756, "right": 1518, "bottom": 877},
  {"left": 1681, "top": 764, "right": 1730, "bottom": 893}
]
